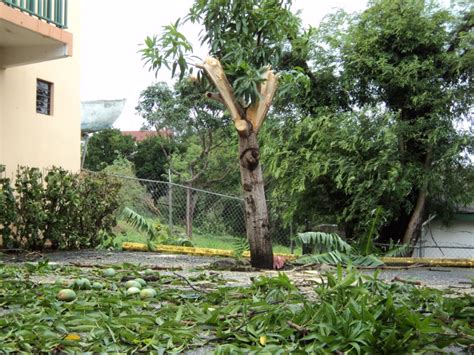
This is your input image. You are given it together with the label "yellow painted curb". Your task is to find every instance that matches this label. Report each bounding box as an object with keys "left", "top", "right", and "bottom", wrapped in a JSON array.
[
  {"left": 380, "top": 257, "right": 474, "bottom": 267},
  {"left": 121, "top": 243, "right": 473, "bottom": 267},
  {"left": 121, "top": 242, "right": 298, "bottom": 260}
]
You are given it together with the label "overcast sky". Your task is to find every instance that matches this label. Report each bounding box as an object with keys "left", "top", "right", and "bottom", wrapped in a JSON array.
[{"left": 80, "top": 0, "right": 368, "bottom": 130}]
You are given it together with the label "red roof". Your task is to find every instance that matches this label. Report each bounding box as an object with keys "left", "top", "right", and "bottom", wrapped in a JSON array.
[{"left": 122, "top": 129, "right": 172, "bottom": 142}]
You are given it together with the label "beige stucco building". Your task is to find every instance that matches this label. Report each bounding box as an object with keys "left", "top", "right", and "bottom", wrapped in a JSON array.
[{"left": 0, "top": 0, "right": 80, "bottom": 179}]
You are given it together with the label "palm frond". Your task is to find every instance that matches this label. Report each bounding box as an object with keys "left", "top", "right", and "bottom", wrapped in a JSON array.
[
  {"left": 295, "top": 250, "right": 383, "bottom": 267},
  {"left": 384, "top": 243, "right": 411, "bottom": 257},
  {"left": 232, "top": 238, "right": 249, "bottom": 259},
  {"left": 123, "top": 207, "right": 157, "bottom": 240},
  {"left": 298, "top": 232, "right": 351, "bottom": 253}
]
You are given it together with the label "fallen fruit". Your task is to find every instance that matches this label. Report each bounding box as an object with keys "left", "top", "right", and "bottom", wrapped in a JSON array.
[
  {"left": 92, "top": 282, "right": 104, "bottom": 290},
  {"left": 134, "top": 278, "right": 147, "bottom": 287},
  {"left": 103, "top": 268, "right": 116, "bottom": 277},
  {"left": 126, "top": 287, "right": 141, "bottom": 295},
  {"left": 144, "top": 269, "right": 154, "bottom": 275},
  {"left": 65, "top": 333, "right": 81, "bottom": 341},
  {"left": 140, "top": 288, "right": 157, "bottom": 299},
  {"left": 74, "top": 278, "right": 91, "bottom": 290},
  {"left": 125, "top": 280, "right": 142, "bottom": 289},
  {"left": 56, "top": 277, "right": 73, "bottom": 287},
  {"left": 57, "top": 289, "right": 77, "bottom": 302}
]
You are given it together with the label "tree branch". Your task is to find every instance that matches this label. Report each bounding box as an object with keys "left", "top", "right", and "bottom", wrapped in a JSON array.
[
  {"left": 196, "top": 57, "right": 250, "bottom": 136},
  {"left": 247, "top": 69, "right": 279, "bottom": 133},
  {"left": 206, "top": 92, "right": 226, "bottom": 105}
]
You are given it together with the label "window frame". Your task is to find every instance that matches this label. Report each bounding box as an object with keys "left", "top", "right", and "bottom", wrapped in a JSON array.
[{"left": 36, "top": 79, "right": 54, "bottom": 116}]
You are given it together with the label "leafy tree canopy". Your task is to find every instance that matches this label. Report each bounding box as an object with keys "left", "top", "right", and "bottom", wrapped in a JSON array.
[
  {"left": 140, "top": 0, "right": 304, "bottom": 105},
  {"left": 133, "top": 136, "right": 173, "bottom": 182},
  {"left": 84, "top": 129, "right": 136, "bottom": 172},
  {"left": 264, "top": 0, "right": 473, "bottom": 242}
]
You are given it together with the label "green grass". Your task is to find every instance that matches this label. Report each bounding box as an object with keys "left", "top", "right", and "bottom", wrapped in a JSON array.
[{"left": 114, "top": 219, "right": 299, "bottom": 255}]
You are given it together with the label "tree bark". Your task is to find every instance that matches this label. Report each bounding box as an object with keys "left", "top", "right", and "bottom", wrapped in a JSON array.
[
  {"left": 239, "top": 132, "right": 273, "bottom": 269},
  {"left": 198, "top": 56, "right": 277, "bottom": 269},
  {"left": 402, "top": 188, "right": 427, "bottom": 245},
  {"left": 402, "top": 151, "right": 432, "bottom": 245}
]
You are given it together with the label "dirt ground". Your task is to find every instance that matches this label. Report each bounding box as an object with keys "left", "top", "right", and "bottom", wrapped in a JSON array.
[{"left": 1, "top": 250, "right": 473, "bottom": 292}]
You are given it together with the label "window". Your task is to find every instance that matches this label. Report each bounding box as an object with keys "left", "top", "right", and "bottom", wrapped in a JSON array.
[{"left": 36, "top": 79, "right": 53, "bottom": 115}]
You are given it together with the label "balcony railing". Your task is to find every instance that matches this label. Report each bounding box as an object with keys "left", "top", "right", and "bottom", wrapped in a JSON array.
[{"left": 1, "top": 0, "right": 68, "bottom": 28}]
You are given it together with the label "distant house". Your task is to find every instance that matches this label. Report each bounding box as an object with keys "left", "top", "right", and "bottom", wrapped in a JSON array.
[
  {"left": 0, "top": 0, "right": 80, "bottom": 178},
  {"left": 414, "top": 206, "right": 474, "bottom": 258},
  {"left": 122, "top": 129, "right": 173, "bottom": 142}
]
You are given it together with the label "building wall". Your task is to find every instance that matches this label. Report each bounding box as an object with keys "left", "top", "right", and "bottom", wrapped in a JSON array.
[
  {"left": 416, "top": 220, "right": 474, "bottom": 259},
  {"left": 0, "top": 0, "right": 80, "bottom": 179}
]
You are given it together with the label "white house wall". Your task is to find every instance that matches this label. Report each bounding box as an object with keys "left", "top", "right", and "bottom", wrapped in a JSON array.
[{"left": 416, "top": 220, "right": 474, "bottom": 258}]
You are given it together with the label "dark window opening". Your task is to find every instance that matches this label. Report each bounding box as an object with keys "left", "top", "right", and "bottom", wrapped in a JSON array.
[{"left": 36, "top": 79, "right": 53, "bottom": 115}]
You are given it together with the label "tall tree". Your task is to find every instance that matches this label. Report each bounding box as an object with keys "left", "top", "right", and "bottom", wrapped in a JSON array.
[
  {"left": 140, "top": 0, "right": 302, "bottom": 268},
  {"left": 266, "top": 0, "right": 473, "bottom": 244},
  {"left": 83, "top": 129, "right": 136, "bottom": 172},
  {"left": 132, "top": 136, "right": 171, "bottom": 182},
  {"left": 136, "top": 80, "right": 238, "bottom": 238}
]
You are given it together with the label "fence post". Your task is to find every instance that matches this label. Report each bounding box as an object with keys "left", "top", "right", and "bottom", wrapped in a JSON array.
[
  {"left": 290, "top": 222, "right": 295, "bottom": 254},
  {"left": 168, "top": 169, "right": 173, "bottom": 235}
]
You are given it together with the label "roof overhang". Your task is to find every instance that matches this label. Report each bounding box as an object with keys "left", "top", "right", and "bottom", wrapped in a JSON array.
[{"left": 0, "top": 3, "right": 72, "bottom": 68}]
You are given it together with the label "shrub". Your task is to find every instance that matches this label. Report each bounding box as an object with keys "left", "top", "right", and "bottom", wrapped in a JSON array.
[
  {"left": 14, "top": 167, "right": 47, "bottom": 250},
  {"left": 0, "top": 177, "right": 18, "bottom": 249},
  {"left": 68, "top": 172, "right": 121, "bottom": 249},
  {"left": 0, "top": 167, "right": 121, "bottom": 250}
]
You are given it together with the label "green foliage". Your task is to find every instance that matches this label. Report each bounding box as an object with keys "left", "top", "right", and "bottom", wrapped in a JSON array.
[
  {"left": 383, "top": 242, "right": 411, "bottom": 257},
  {"left": 0, "top": 263, "right": 472, "bottom": 352},
  {"left": 136, "top": 81, "right": 238, "bottom": 190},
  {"left": 59, "top": 171, "right": 121, "bottom": 250},
  {"left": 296, "top": 231, "right": 384, "bottom": 267},
  {"left": 42, "top": 168, "right": 81, "bottom": 249},
  {"left": 133, "top": 136, "right": 170, "bottom": 182},
  {"left": 232, "top": 238, "right": 250, "bottom": 260},
  {"left": 265, "top": 110, "right": 409, "bottom": 236},
  {"left": 0, "top": 177, "right": 17, "bottom": 248},
  {"left": 0, "top": 167, "right": 121, "bottom": 250},
  {"left": 84, "top": 129, "right": 136, "bottom": 172},
  {"left": 265, "top": 0, "right": 473, "bottom": 243},
  {"left": 136, "top": 80, "right": 240, "bottom": 239},
  {"left": 141, "top": 0, "right": 303, "bottom": 106},
  {"left": 297, "top": 232, "right": 351, "bottom": 254},
  {"left": 14, "top": 167, "right": 46, "bottom": 250},
  {"left": 102, "top": 157, "right": 154, "bottom": 217},
  {"left": 296, "top": 250, "right": 384, "bottom": 267},
  {"left": 123, "top": 207, "right": 193, "bottom": 248}
]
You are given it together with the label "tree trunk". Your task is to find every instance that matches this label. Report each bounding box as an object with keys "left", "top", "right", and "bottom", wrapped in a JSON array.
[
  {"left": 402, "top": 188, "right": 427, "bottom": 245},
  {"left": 402, "top": 151, "right": 432, "bottom": 245},
  {"left": 239, "top": 132, "right": 273, "bottom": 269},
  {"left": 197, "top": 57, "right": 277, "bottom": 269}
]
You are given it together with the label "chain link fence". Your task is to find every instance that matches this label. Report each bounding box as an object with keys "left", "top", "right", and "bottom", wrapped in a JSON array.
[
  {"left": 103, "top": 172, "right": 294, "bottom": 253},
  {"left": 95, "top": 171, "right": 473, "bottom": 258}
]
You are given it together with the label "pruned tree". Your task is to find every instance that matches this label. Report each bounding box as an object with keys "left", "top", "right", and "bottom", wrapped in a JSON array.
[{"left": 140, "top": 0, "right": 302, "bottom": 268}]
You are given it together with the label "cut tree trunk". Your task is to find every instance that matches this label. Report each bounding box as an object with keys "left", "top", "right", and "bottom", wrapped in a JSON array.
[
  {"left": 197, "top": 56, "right": 277, "bottom": 269},
  {"left": 239, "top": 132, "right": 273, "bottom": 269}
]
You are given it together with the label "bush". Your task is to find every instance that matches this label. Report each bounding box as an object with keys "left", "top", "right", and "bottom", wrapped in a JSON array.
[
  {"left": 0, "top": 167, "right": 121, "bottom": 250},
  {"left": 0, "top": 176, "right": 18, "bottom": 249}
]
